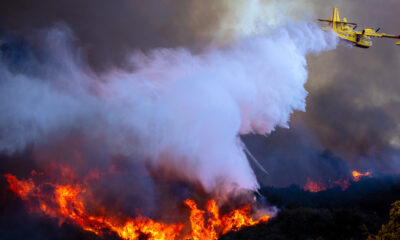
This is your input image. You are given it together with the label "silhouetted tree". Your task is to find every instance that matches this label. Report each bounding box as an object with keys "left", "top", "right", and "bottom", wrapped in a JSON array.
[{"left": 368, "top": 200, "right": 400, "bottom": 240}]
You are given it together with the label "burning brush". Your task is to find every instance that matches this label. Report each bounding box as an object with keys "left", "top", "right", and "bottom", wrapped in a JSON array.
[
  {"left": 304, "top": 170, "right": 373, "bottom": 193},
  {"left": 4, "top": 165, "right": 270, "bottom": 240}
]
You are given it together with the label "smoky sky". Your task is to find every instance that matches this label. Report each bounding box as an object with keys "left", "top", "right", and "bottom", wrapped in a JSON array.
[
  {"left": 301, "top": 0, "right": 400, "bottom": 174},
  {"left": 0, "top": 0, "right": 399, "bottom": 188},
  {"left": 0, "top": 0, "right": 228, "bottom": 71}
]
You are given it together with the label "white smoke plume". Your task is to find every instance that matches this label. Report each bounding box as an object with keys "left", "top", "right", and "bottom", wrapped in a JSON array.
[{"left": 0, "top": 22, "right": 337, "bottom": 194}]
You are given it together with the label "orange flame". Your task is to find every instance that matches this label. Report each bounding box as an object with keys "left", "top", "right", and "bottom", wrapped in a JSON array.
[
  {"left": 4, "top": 168, "right": 269, "bottom": 240},
  {"left": 4, "top": 174, "right": 34, "bottom": 198},
  {"left": 352, "top": 170, "right": 372, "bottom": 182},
  {"left": 183, "top": 199, "right": 269, "bottom": 240},
  {"left": 304, "top": 170, "right": 374, "bottom": 193},
  {"left": 330, "top": 177, "right": 350, "bottom": 191},
  {"left": 303, "top": 177, "right": 327, "bottom": 192}
]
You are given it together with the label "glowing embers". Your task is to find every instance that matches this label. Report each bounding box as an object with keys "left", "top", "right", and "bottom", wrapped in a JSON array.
[
  {"left": 4, "top": 166, "right": 269, "bottom": 240},
  {"left": 304, "top": 177, "right": 350, "bottom": 193},
  {"left": 303, "top": 177, "right": 328, "bottom": 193}
]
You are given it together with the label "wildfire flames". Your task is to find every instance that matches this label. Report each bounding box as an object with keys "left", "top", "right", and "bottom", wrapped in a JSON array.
[
  {"left": 4, "top": 166, "right": 269, "bottom": 240},
  {"left": 304, "top": 170, "right": 372, "bottom": 193},
  {"left": 303, "top": 177, "right": 328, "bottom": 193},
  {"left": 352, "top": 170, "right": 372, "bottom": 182}
]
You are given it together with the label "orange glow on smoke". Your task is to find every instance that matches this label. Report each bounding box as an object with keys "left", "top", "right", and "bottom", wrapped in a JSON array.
[
  {"left": 303, "top": 177, "right": 327, "bottom": 193},
  {"left": 4, "top": 167, "right": 269, "bottom": 240},
  {"left": 352, "top": 170, "right": 372, "bottom": 182}
]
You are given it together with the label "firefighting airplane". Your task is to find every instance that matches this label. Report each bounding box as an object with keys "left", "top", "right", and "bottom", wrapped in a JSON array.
[{"left": 318, "top": 8, "right": 400, "bottom": 48}]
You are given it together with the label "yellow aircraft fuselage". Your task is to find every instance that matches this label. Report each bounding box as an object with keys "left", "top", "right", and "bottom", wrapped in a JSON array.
[{"left": 319, "top": 8, "right": 400, "bottom": 48}]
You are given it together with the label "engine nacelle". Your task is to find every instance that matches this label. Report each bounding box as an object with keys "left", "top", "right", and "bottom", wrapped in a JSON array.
[{"left": 362, "top": 29, "right": 376, "bottom": 34}]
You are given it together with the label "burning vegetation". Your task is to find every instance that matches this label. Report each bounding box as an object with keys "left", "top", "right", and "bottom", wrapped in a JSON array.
[
  {"left": 4, "top": 165, "right": 270, "bottom": 240},
  {"left": 303, "top": 177, "right": 328, "bottom": 192},
  {"left": 352, "top": 170, "right": 372, "bottom": 182},
  {"left": 303, "top": 170, "right": 372, "bottom": 193},
  {"left": 2, "top": 161, "right": 400, "bottom": 240}
]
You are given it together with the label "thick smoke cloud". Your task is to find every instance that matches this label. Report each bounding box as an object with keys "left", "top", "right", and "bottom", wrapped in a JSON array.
[{"left": 0, "top": 21, "right": 336, "bottom": 194}]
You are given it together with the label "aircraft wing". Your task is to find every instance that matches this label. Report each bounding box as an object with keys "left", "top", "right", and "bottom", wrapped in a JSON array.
[
  {"left": 361, "top": 33, "right": 400, "bottom": 39},
  {"left": 379, "top": 33, "right": 400, "bottom": 39},
  {"left": 318, "top": 19, "right": 357, "bottom": 26},
  {"left": 357, "top": 31, "right": 400, "bottom": 45}
]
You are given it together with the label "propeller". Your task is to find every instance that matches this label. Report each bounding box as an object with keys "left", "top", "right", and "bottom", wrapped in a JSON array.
[
  {"left": 353, "top": 25, "right": 357, "bottom": 30},
  {"left": 376, "top": 27, "right": 381, "bottom": 32}
]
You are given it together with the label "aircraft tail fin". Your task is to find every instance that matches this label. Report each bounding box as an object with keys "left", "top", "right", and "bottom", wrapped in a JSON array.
[
  {"left": 332, "top": 7, "right": 341, "bottom": 31},
  {"left": 333, "top": 8, "right": 340, "bottom": 22}
]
